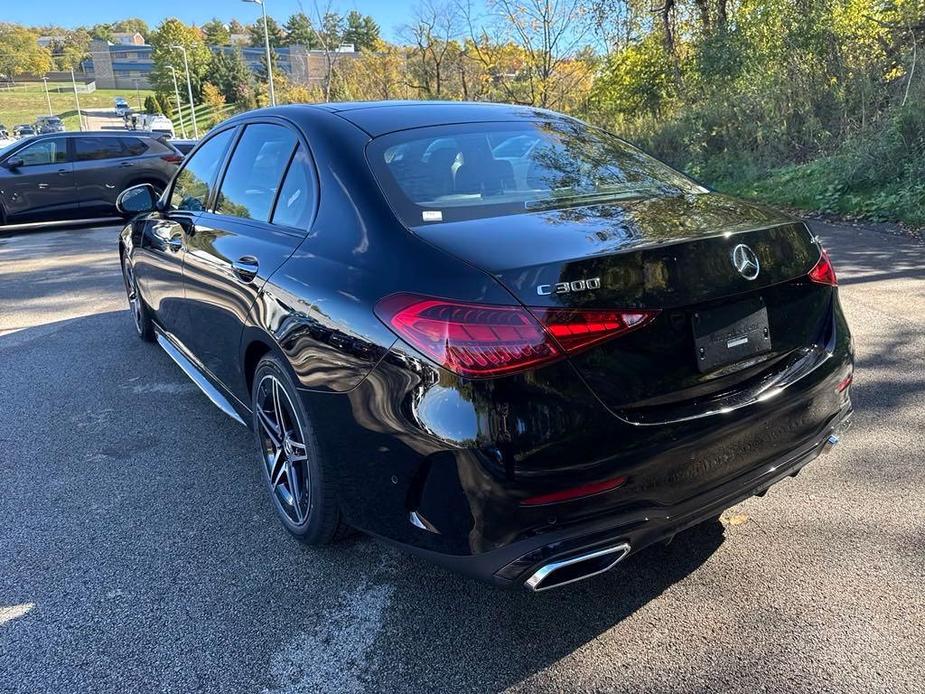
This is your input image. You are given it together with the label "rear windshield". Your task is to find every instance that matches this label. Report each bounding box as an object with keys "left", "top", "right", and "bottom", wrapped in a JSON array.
[{"left": 367, "top": 119, "right": 705, "bottom": 226}]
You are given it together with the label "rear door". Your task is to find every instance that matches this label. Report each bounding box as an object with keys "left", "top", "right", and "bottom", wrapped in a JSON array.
[
  {"left": 73, "top": 136, "right": 136, "bottom": 215},
  {"left": 0, "top": 137, "right": 75, "bottom": 223},
  {"left": 180, "top": 121, "right": 314, "bottom": 397}
]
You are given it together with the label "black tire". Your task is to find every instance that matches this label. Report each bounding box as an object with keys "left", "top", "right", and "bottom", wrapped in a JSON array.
[
  {"left": 251, "top": 354, "right": 347, "bottom": 544},
  {"left": 121, "top": 252, "right": 155, "bottom": 342}
]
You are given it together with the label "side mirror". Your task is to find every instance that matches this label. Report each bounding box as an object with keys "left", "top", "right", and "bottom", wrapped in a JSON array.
[
  {"left": 3, "top": 156, "right": 24, "bottom": 170},
  {"left": 116, "top": 183, "right": 159, "bottom": 216}
]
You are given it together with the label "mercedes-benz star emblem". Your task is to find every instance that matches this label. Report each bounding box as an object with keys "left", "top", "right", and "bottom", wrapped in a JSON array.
[{"left": 731, "top": 243, "right": 760, "bottom": 280}]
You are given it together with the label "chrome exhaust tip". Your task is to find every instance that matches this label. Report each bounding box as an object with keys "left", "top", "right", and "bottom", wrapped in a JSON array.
[{"left": 524, "top": 542, "right": 631, "bottom": 592}]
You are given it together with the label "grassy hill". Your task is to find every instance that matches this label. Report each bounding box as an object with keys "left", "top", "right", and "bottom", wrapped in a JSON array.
[{"left": 0, "top": 81, "right": 155, "bottom": 131}]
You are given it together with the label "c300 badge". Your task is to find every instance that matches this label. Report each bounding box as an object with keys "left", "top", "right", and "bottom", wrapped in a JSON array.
[{"left": 536, "top": 277, "right": 601, "bottom": 296}]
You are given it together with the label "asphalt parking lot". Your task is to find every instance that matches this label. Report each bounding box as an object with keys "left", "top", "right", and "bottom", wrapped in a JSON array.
[{"left": 1, "top": 221, "right": 923, "bottom": 693}]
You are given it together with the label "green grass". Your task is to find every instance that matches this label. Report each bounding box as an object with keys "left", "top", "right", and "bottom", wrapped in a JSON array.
[
  {"left": 167, "top": 101, "right": 236, "bottom": 138},
  {"left": 0, "top": 81, "right": 156, "bottom": 132},
  {"left": 715, "top": 157, "right": 925, "bottom": 228}
]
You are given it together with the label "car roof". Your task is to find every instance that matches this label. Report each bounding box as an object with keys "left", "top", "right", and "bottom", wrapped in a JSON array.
[
  {"left": 234, "top": 101, "right": 568, "bottom": 138},
  {"left": 23, "top": 130, "right": 164, "bottom": 140}
]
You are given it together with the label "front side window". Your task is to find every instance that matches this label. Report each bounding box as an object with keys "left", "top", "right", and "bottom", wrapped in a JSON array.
[
  {"left": 368, "top": 119, "right": 706, "bottom": 226},
  {"left": 170, "top": 129, "right": 234, "bottom": 212},
  {"left": 215, "top": 124, "right": 297, "bottom": 222},
  {"left": 75, "top": 137, "right": 126, "bottom": 161},
  {"left": 271, "top": 144, "right": 315, "bottom": 230},
  {"left": 15, "top": 139, "right": 67, "bottom": 166}
]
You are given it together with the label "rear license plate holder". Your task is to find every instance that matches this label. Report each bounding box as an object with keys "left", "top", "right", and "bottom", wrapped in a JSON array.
[{"left": 692, "top": 299, "right": 771, "bottom": 373}]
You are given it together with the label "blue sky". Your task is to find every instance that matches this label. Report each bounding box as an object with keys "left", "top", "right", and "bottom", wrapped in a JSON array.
[{"left": 5, "top": 0, "right": 423, "bottom": 41}]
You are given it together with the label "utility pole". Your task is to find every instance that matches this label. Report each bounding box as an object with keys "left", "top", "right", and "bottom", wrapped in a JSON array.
[
  {"left": 168, "top": 66, "right": 188, "bottom": 139},
  {"left": 70, "top": 69, "right": 83, "bottom": 131},
  {"left": 243, "top": 0, "right": 276, "bottom": 106},
  {"left": 41, "top": 76, "right": 53, "bottom": 116},
  {"left": 172, "top": 45, "right": 199, "bottom": 138}
]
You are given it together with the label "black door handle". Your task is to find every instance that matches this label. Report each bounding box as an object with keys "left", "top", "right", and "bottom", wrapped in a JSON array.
[
  {"left": 232, "top": 256, "right": 259, "bottom": 282},
  {"left": 57, "top": 169, "right": 69, "bottom": 175},
  {"left": 120, "top": 161, "right": 134, "bottom": 167}
]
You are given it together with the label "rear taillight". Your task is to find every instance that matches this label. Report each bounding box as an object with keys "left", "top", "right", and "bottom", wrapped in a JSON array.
[
  {"left": 375, "top": 293, "right": 658, "bottom": 378},
  {"left": 808, "top": 248, "right": 837, "bottom": 286},
  {"left": 161, "top": 153, "right": 183, "bottom": 164}
]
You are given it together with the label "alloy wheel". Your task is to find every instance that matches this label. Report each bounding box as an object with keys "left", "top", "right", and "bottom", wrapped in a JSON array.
[{"left": 255, "top": 374, "right": 311, "bottom": 525}]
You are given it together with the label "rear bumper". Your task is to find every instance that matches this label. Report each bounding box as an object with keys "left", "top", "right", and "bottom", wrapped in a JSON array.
[
  {"left": 397, "top": 402, "right": 852, "bottom": 588},
  {"left": 300, "top": 291, "right": 854, "bottom": 588}
]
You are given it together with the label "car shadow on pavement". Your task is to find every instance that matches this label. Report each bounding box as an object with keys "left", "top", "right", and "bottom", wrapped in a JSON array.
[
  {"left": 364, "top": 521, "right": 726, "bottom": 692},
  {"left": 0, "top": 309, "right": 727, "bottom": 693}
]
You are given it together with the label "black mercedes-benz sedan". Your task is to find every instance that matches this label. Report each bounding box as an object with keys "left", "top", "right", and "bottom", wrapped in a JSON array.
[{"left": 117, "top": 102, "right": 853, "bottom": 591}]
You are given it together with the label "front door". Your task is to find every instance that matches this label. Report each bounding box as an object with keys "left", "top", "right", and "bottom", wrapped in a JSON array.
[
  {"left": 133, "top": 128, "right": 235, "bottom": 336},
  {"left": 0, "top": 137, "right": 75, "bottom": 223}
]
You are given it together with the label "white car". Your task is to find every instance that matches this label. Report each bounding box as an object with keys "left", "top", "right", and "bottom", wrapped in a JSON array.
[
  {"left": 142, "top": 114, "right": 175, "bottom": 139},
  {"left": 114, "top": 98, "right": 131, "bottom": 116}
]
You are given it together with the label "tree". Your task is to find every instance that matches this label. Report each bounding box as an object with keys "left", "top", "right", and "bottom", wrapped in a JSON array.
[
  {"left": 254, "top": 48, "right": 280, "bottom": 91},
  {"left": 88, "top": 23, "right": 113, "bottom": 42},
  {"left": 228, "top": 19, "right": 246, "bottom": 35},
  {"left": 248, "top": 16, "right": 285, "bottom": 48},
  {"left": 148, "top": 19, "right": 212, "bottom": 106},
  {"left": 342, "top": 11, "right": 380, "bottom": 51},
  {"left": 202, "top": 19, "right": 231, "bottom": 46},
  {"left": 466, "top": 0, "right": 596, "bottom": 108},
  {"left": 401, "top": 1, "right": 462, "bottom": 99},
  {"left": 200, "top": 83, "right": 221, "bottom": 109},
  {"left": 210, "top": 48, "right": 253, "bottom": 104},
  {"left": 339, "top": 40, "right": 412, "bottom": 100},
  {"left": 284, "top": 12, "right": 319, "bottom": 48},
  {"left": 55, "top": 28, "right": 90, "bottom": 71},
  {"left": 143, "top": 94, "right": 168, "bottom": 114},
  {"left": 111, "top": 18, "right": 149, "bottom": 37},
  {"left": 318, "top": 11, "right": 345, "bottom": 49},
  {"left": 0, "top": 24, "right": 53, "bottom": 83}
]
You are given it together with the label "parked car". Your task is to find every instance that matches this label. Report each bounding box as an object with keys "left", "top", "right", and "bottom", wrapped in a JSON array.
[
  {"left": 114, "top": 97, "right": 130, "bottom": 116},
  {"left": 117, "top": 102, "right": 854, "bottom": 591},
  {"left": 0, "top": 123, "right": 9, "bottom": 139},
  {"left": 13, "top": 124, "right": 35, "bottom": 138},
  {"left": 168, "top": 139, "right": 198, "bottom": 156},
  {"left": 0, "top": 131, "right": 181, "bottom": 226},
  {"left": 35, "top": 116, "right": 65, "bottom": 134},
  {"left": 139, "top": 114, "right": 175, "bottom": 138}
]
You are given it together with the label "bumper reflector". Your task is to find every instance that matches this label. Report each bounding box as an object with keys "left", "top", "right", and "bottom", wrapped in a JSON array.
[{"left": 521, "top": 476, "right": 628, "bottom": 507}]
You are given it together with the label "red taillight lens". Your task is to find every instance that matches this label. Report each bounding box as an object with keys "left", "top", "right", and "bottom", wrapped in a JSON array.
[
  {"left": 375, "top": 293, "right": 658, "bottom": 378},
  {"left": 161, "top": 153, "right": 183, "bottom": 164},
  {"left": 521, "top": 476, "right": 628, "bottom": 507},
  {"left": 808, "top": 248, "right": 837, "bottom": 286},
  {"left": 532, "top": 308, "right": 659, "bottom": 353}
]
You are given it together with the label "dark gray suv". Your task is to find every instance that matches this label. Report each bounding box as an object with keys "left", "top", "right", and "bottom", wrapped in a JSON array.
[{"left": 0, "top": 131, "right": 181, "bottom": 226}]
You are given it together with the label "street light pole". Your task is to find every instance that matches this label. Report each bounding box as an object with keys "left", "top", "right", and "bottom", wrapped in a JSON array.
[
  {"left": 69, "top": 69, "right": 83, "bottom": 131},
  {"left": 172, "top": 45, "right": 199, "bottom": 138},
  {"left": 168, "top": 66, "right": 188, "bottom": 139},
  {"left": 243, "top": 0, "right": 276, "bottom": 107},
  {"left": 41, "top": 76, "right": 53, "bottom": 116}
]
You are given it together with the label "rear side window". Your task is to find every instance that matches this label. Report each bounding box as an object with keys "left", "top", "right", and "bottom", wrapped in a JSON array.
[
  {"left": 170, "top": 129, "right": 234, "bottom": 212},
  {"left": 120, "top": 137, "right": 148, "bottom": 156},
  {"left": 75, "top": 137, "right": 126, "bottom": 161},
  {"left": 215, "top": 124, "right": 297, "bottom": 222},
  {"left": 271, "top": 144, "right": 315, "bottom": 230},
  {"left": 15, "top": 139, "right": 67, "bottom": 166}
]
